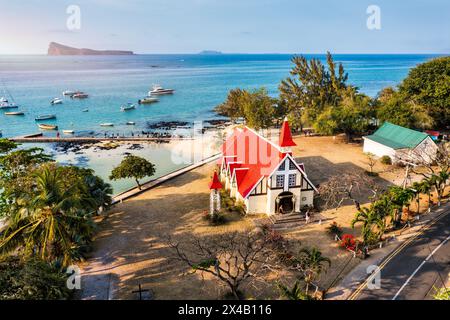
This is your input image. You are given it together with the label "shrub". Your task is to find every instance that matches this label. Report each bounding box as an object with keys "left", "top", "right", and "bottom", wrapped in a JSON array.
[
  {"left": 340, "top": 234, "right": 357, "bottom": 251},
  {"left": 380, "top": 155, "right": 392, "bottom": 165},
  {"left": 232, "top": 200, "right": 247, "bottom": 216},
  {"left": 203, "top": 210, "right": 227, "bottom": 225},
  {"left": 326, "top": 222, "right": 343, "bottom": 238},
  {"left": 0, "top": 256, "right": 72, "bottom": 300}
]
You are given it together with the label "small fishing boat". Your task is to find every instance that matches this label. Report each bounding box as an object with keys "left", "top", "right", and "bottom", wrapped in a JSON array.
[
  {"left": 138, "top": 97, "right": 159, "bottom": 104},
  {"left": 72, "top": 92, "right": 89, "bottom": 99},
  {"left": 148, "top": 84, "right": 175, "bottom": 96},
  {"left": 35, "top": 114, "right": 56, "bottom": 121},
  {"left": 100, "top": 123, "right": 114, "bottom": 127},
  {"left": 51, "top": 98, "right": 63, "bottom": 105},
  {"left": 38, "top": 123, "right": 58, "bottom": 130},
  {"left": 63, "top": 90, "right": 76, "bottom": 96},
  {"left": 126, "top": 121, "right": 136, "bottom": 125},
  {"left": 4, "top": 111, "right": 24, "bottom": 116},
  {"left": 121, "top": 103, "right": 136, "bottom": 111},
  {"left": 82, "top": 109, "right": 89, "bottom": 112},
  {"left": 63, "top": 130, "right": 75, "bottom": 134}
]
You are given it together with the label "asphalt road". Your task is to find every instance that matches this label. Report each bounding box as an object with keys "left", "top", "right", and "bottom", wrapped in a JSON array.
[{"left": 355, "top": 210, "right": 450, "bottom": 300}]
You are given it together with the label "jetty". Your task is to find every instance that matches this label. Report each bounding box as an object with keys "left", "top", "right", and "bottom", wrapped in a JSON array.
[{"left": 10, "top": 134, "right": 194, "bottom": 143}]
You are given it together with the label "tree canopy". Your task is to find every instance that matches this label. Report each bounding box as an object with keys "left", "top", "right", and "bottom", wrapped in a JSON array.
[{"left": 109, "top": 154, "right": 156, "bottom": 190}]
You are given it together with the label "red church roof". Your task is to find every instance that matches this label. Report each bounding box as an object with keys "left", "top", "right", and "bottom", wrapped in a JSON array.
[
  {"left": 222, "top": 127, "right": 285, "bottom": 198},
  {"left": 208, "top": 171, "right": 223, "bottom": 190},
  {"left": 279, "top": 118, "right": 297, "bottom": 147}
]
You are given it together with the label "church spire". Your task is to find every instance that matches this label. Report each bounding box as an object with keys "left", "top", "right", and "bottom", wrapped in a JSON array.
[{"left": 279, "top": 117, "right": 296, "bottom": 154}]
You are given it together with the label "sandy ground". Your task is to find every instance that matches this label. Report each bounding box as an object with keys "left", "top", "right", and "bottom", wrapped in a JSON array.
[{"left": 79, "top": 134, "right": 446, "bottom": 300}]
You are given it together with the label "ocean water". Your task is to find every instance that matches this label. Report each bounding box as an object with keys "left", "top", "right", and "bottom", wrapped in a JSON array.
[
  {"left": 0, "top": 54, "right": 442, "bottom": 138},
  {"left": 0, "top": 54, "right": 442, "bottom": 194}
]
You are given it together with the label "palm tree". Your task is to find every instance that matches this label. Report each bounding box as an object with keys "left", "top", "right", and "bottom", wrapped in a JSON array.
[
  {"left": 411, "top": 182, "right": 423, "bottom": 215},
  {"left": 277, "top": 281, "right": 314, "bottom": 300},
  {"left": 351, "top": 206, "right": 385, "bottom": 244},
  {"left": 296, "top": 247, "right": 331, "bottom": 294},
  {"left": 387, "top": 186, "right": 414, "bottom": 227},
  {"left": 435, "top": 170, "right": 449, "bottom": 206},
  {"left": 0, "top": 166, "right": 97, "bottom": 266}
]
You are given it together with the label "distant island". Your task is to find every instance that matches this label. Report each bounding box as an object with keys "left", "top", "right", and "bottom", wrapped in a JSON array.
[
  {"left": 47, "top": 42, "right": 134, "bottom": 56},
  {"left": 198, "top": 50, "right": 223, "bottom": 55}
]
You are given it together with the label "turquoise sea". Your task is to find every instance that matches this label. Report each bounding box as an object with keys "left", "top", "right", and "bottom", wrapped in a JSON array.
[
  {"left": 0, "top": 54, "right": 442, "bottom": 138},
  {"left": 0, "top": 54, "right": 443, "bottom": 194}
]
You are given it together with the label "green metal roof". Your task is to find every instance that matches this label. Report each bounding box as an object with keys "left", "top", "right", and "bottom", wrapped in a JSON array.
[{"left": 365, "top": 122, "right": 429, "bottom": 150}]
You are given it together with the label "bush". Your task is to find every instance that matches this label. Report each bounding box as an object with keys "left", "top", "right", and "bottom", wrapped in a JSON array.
[
  {"left": 380, "top": 155, "right": 392, "bottom": 165},
  {"left": 326, "top": 222, "right": 343, "bottom": 238},
  {"left": 340, "top": 234, "right": 357, "bottom": 251},
  {"left": 0, "top": 256, "right": 72, "bottom": 300},
  {"left": 203, "top": 210, "right": 227, "bottom": 226}
]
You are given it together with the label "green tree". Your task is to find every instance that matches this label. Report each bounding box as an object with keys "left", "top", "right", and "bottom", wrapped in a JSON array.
[
  {"left": 387, "top": 186, "right": 415, "bottom": 227},
  {"left": 398, "top": 56, "right": 450, "bottom": 128},
  {"left": 241, "top": 88, "right": 276, "bottom": 130},
  {"left": 296, "top": 247, "right": 331, "bottom": 294},
  {"left": 214, "top": 88, "right": 247, "bottom": 121},
  {"left": 351, "top": 206, "right": 385, "bottom": 244},
  {"left": 0, "top": 165, "right": 102, "bottom": 266},
  {"left": 0, "top": 138, "right": 17, "bottom": 154},
  {"left": 279, "top": 52, "right": 348, "bottom": 128},
  {"left": 277, "top": 280, "right": 314, "bottom": 300},
  {"left": 110, "top": 154, "right": 156, "bottom": 190},
  {"left": 0, "top": 256, "right": 72, "bottom": 300}
]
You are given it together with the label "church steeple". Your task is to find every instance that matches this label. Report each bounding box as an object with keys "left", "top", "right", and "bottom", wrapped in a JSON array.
[{"left": 279, "top": 117, "right": 296, "bottom": 155}]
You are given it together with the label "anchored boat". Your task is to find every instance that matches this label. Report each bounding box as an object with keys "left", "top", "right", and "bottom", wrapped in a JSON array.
[
  {"left": 100, "top": 123, "right": 114, "bottom": 127},
  {"left": 72, "top": 92, "right": 89, "bottom": 99},
  {"left": 148, "top": 84, "right": 175, "bottom": 96},
  {"left": 51, "top": 98, "right": 63, "bottom": 105},
  {"left": 121, "top": 103, "right": 136, "bottom": 111},
  {"left": 63, "top": 130, "right": 75, "bottom": 134},
  {"left": 126, "top": 121, "right": 136, "bottom": 125},
  {"left": 62, "top": 90, "right": 76, "bottom": 96},
  {"left": 138, "top": 97, "right": 159, "bottom": 104},
  {"left": 35, "top": 114, "right": 56, "bottom": 121},
  {"left": 38, "top": 123, "right": 58, "bottom": 130},
  {"left": 4, "top": 111, "right": 24, "bottom": 116}
]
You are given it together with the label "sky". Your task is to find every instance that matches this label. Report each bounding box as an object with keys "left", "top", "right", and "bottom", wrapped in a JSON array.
[{"left": 0, "top": 0, "right": 449, "bottom": 54}]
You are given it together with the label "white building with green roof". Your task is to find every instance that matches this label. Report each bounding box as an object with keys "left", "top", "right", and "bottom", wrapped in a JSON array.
[{"left": 363, "top": 122, "right": 437, "bottom": 164}]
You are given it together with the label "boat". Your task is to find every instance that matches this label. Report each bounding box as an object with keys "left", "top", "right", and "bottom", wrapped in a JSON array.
[
  {"left": 38, "top": 123, "right": 58, "bottom": 130},
  {"left": 35, "top": 114, "right": 56, "bottom": 121},
  {"left": 4, "top": 111, "right": 24, "bottom": 116},
  {"left": 0, "top": 102, "right": 19, "bottom": 109},
  {"left": 51, "top": 98, "right": 63, "bottom": 105},
  {"left": 63, "top": 130, "right": 75, "bottom": 134},
  {"left": 63, "top": 90, "right": 77, "bottom": 96},
  {"left": 126, "top": 121, "right": 136, "bottom": 125},
  {"left": 148, "top": 84, "right": 175, "bottom": 96},
  {"left": 71, "top": 92, "right": 89, "bottom": 99},
  {"left": 138, "top": 97, "right": 159, "bottom": 104},
  {"left": 121, "top": 103, "right": 136, "bottom": 111},
  {"left": 100, "top": 123, "right": 114, "bottom": 127},
  {"left": 82, "top": 109, "right": 89, "bottom": 112}
]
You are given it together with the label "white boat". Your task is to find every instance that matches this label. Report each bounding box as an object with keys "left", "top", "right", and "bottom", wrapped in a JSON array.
[
  {"left": 63, "top": 90, "right": 76, "bottom": 96},
  {"left": 121, "top": 103, "right": 136, "bottom": 112},
  {"left": 63, "top": 130, "right": 75, "bottom": 134},
  {"left": 148, "top": 84, "right": 175, "bottom": 96},
  {"left": 51, "top": 98, "right": 63, "bottom": 105},
  {"left": 0, "top": 97, "right": 7, "bottom": 103},
  {"left": 38, "top": 123, "right": 58, "bottom": 130},
  {"left": 126, "top": 121, "right": 136, "bottom": 125},
  {"left": 100, "top": 123, "right": 114, "bottom": 127},
  {"left": 138, "top": 97, "right": 159, "bottom": 104},
  {"left": 4, "top": 111, "right": 24, "bottom": 116},
  {"left": 82, "top": 109, "right": 89, "bottom": 112},
  {"left": 35, "top": 114, "right": 56, "bottom": 121},
  {"left": 0, "top": 102, "right": 19, "bottom": 109}
]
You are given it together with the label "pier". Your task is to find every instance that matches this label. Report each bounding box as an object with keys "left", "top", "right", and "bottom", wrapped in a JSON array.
[{"left": 10, "top": 134, "right": 194, "bottom": 143}]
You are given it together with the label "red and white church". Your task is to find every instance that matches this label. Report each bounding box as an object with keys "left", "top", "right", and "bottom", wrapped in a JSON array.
[{"left": 214, "top": 118, "right": 317, "bottom": 215}]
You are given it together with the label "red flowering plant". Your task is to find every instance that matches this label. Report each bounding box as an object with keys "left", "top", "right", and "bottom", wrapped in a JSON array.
[{"left": 340, "top": 234, "right": 357, "bottom": 251}]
